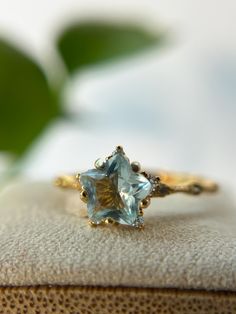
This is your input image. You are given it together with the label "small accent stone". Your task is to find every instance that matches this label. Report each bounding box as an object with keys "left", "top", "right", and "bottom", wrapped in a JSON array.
[{"left": 133, "top": 216, "right": 144, "bottom": 228}]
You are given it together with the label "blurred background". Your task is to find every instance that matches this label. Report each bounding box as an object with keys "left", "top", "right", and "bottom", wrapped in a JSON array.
[{"left": 0, "top": 0, "right": 235, "bottom": 198}]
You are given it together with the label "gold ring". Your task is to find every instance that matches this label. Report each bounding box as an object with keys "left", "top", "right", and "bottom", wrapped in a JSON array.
[{"left": 55, "top": 146, "right": 218, "bottom": 229}]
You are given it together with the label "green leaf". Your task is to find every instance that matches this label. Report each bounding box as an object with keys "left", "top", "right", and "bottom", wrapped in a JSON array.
[
  {"left": 0, "top": 40, "right": 60, "bottom": 156},
  {"left": 57, "top": 22, "right": 163, "bottom": 73}
]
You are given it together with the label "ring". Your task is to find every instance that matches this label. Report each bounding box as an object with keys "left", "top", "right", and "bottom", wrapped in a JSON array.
[{"left": 55, "top": 146, "right": 218, "bottom": 229}]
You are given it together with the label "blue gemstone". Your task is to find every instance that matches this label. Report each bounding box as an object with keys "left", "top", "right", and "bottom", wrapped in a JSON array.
[{"left": 79, "top": 150, "right": 152, "bottom": 227}]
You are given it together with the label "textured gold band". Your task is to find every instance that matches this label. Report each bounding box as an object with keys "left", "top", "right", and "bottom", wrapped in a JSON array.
[
  {"left": 55, "top": 170, "right": 218, "bottom": 198},
  {"left": 153, "top": 170, "right": 218, "bottom": 197}
]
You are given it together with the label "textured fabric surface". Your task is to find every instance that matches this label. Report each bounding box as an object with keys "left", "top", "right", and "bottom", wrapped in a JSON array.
[
  {"left": 0, "top": 181, "right": 235, "bottom": 290},
  {"left": 1, "top": 286, "right": 236, "bottom": 314}
]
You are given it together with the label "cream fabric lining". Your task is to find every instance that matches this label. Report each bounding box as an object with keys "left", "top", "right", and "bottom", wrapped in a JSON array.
[{"left": 0, "top": 181, "right": 235, "bottom": 290}]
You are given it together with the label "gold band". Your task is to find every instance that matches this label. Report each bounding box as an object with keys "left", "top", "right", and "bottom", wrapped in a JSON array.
[
  {"left": 55, "top": 174, "right": 81, "bottom": 191},
  {"left": 55, "top": 170, "right": 218, "bottom": 198},
  {"left": 153, "top": 170, "right": 218, "bottom": 196}
]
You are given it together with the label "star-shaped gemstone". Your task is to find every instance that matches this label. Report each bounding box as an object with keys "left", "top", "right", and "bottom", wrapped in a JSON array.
[{"left": 79, "top": 147, "right": 152, "bottom": 227}]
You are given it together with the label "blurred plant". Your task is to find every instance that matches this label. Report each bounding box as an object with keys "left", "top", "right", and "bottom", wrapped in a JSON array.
[{"left": 0, "top": 21, "right": 163, "bottom": 159}]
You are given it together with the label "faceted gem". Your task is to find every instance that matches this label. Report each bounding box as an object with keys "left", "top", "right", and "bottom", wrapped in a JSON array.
[{"left": 79, "top": 149, "right": 152, "bottom": 227}]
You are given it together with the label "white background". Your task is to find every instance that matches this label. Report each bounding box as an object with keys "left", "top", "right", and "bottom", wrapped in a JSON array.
[{"left": 0, "top": 0, "right": 235, "bottom": 195}]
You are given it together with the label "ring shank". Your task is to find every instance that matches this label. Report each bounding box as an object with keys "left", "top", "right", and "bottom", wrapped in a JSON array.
[
  {"left": 55, "top": 175, "right": 81, "bottom": 191},
  {"left": 55, "top": 170, "right": 218, "bottom": 197},
  {"left": 152, "top": 170, "right": 218, "bottom": 197}
]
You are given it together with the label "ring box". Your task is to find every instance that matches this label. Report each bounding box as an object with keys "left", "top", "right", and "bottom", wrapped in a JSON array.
[{"left": 0, "top": 181, "right": 235, "bottom": 313}]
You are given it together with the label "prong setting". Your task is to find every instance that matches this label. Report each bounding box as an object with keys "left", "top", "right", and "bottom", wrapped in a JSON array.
[
  {"left": 88, "top": 220, "right": 98, "bottom": 227},
  {"left": 140, "top": 197, "right": 151, "bottom": 209},
  {"left": 79, "top": 146, "right": 152, "bottom": 228},
  {"left": 105, "top": 217, "right": 118, "bottom": 225},
  {"left": 80, "top": 188, "right": 88, "bottom": 203},
  {"left": 131, "top": 161, "right": 141, "bottom": 173},
  {"left": 115, "top": 145, "right": 124, "bottom": 153},
  {"left": 139, "top": 208, "right": 144, "bottom": 216},
  {"left": 94, "top": 158, "right": 105, "bottom": 169}
]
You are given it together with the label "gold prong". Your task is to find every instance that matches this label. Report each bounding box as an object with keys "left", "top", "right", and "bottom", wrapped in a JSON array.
[
  {"left": 88, "top": 220, "right": 97, "bottom": 227},
  {"left": 115, "top": 145, "right": 124, "bottom": 153},
  {"left": 141, "top": 171, "right": 149, "bottom": 178},
  {"left": 140, "top": 197, "right": 151, "bottom": 209},
  {"left": 75, "top": 173, "right": 80, "bottom": 181},
  {"left": 105, "top": 217, "right": 118, "bottom": 225},
  {"left": 94, "top": 158, "right": 105, "bottom": 169},
  {"left": 105, "top": 155, "right": 113, "bottom": 161},
  {"left": 80, "top": 188, "right": 88, "bottom": 203},
  {"left": 139, "top": 208, "right": 144, "bottom": 216},
  {"left": 131, "top": 161, "right": 141, "bottom": 173}
]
